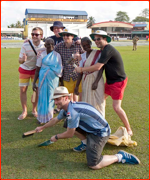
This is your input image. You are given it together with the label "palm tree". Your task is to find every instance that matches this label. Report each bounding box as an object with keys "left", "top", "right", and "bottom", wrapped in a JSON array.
[
  {"left": 15, "top": 21, "right": 23, "bottom": 28},
  {"left": 7, "top": 23, "right": 15, "bottom": 28}
]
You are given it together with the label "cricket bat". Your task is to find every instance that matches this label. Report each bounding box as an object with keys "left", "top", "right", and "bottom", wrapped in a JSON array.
[{"left": 22, "top": 129, "right": 36, "bottom": 138}]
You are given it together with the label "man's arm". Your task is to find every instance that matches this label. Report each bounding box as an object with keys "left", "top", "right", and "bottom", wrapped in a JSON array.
[
  {"left": 75, "top": 62, "right": 104, "bottom": 73},
  {"left": 19, "top": 53, "right": 27, "bottom": 64},
  {"left": 35, "top": 117, "right": 60, "bottom": 133},
  {"left": 50, "top": 127, "right": 76, "bottom": 142},
  {"left": 74, "top": 73, "right": 83, "bottom": 95}
]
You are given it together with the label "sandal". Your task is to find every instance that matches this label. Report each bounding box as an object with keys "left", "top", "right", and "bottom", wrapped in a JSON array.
[
  {"left": 18, "top": 112, "right": 27, "bottom": 120},
  {"left": 32, "top": 111, "right": 38, "bottom": 118}
]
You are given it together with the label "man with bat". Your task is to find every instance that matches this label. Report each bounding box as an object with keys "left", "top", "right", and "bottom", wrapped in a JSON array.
[{"left": 35, "top": 86, "right": 140, "bottom": 170}]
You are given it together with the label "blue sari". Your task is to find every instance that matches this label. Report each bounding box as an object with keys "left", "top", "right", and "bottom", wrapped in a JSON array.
[{"left": 37, "top": 51, "right": 62, "bottom": 123}]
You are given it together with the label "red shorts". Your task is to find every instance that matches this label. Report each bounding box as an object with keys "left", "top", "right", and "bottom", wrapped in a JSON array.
[{"left": 105, "top": 78, "right": 128, "bottom": 100}]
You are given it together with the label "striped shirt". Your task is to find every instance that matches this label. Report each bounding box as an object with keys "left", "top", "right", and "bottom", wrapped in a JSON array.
[
  {"left": 19, "top": 40, "right": 45, "bottom": 70},
  {"left": 57, "top": 101, "right": 111, "bottom": 137},
  {"left": 54, "top": 41, "right": 84, "bottom": 81}
]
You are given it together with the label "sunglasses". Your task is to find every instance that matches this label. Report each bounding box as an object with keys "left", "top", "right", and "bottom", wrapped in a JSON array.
[
  {"left": 31, "top": 33, "right": 41, "bottom": 37},
  {"left": 62, "top": 34, "right": 71, "bottom": 37},
  {"left": 93, "top": 37, "right": 103, "bottom": 41}
]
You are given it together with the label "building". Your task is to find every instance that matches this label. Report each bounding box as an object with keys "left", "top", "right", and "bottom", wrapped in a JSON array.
[
  {"left": 91, "top": 21, "right": 149, "bottom": 40},
  {"left": 23, "top": 8, "right": 91, "bottom": 39},
  {"left": 91, "top": 21, "right": 134, "bottom": 39},
  {"left": 131, "top": 22, "right": 149, "bottom": 39},
  {"left": 1, "top": 28, "right": 24, "bottom": 39}
]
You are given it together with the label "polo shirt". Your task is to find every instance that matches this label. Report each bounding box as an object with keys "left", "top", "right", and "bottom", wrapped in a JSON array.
[
  {"left": 54, "top": 41, "right": 84, "bottom": 81},
  {"left": 19, "top": 40, "right": 45, "bottom": 70},
  {"left": 57, "top": 101, "right": 111, "bottom": 137}
]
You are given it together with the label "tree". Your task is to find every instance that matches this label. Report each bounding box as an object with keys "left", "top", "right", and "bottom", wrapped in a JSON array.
[
  {"left": 7, "top": 23, "right": 15, "bottom": 28},
  {"left": 7, "top": 21, "right": 23, "bottom": 28},
  {"left": 87, "top": 16, "right": 96, "bottom": 27},
  {"left": 140, "top": 8, "right": 149, "bottom": 18},
  {"left": 132, "top": 16, "right": 149, "bottom": 22},
  {"left": 115, "top": 11, "right": 130, "bottom": 22}
]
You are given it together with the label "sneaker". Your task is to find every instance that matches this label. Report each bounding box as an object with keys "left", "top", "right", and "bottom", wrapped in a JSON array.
[
  {"left": 117, "top": 150, "right": 140, "bottom": 164},
  {"left": 73, "top": 142, "right": 86, "bottom": 152}
]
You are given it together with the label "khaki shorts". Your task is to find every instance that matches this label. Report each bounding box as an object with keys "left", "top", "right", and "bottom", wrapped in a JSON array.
[{"left": 63, "top": 78, "right": 82, "bottom": 93}]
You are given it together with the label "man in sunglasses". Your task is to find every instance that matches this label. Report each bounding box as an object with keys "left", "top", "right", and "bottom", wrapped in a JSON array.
[
  {"left": 54, "top": 28, "right": 84, "bottom": 102},
  {"left": 18, "top": 27, "right": 45, "bottom": 120},
  {"left": 75, "top": 30, "right": 133, "bottom": 136},
  {"left": 49, "top": 21, "right": 81, "bottom": 45}
]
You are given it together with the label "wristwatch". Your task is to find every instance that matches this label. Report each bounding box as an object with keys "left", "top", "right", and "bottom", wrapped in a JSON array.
[{"left": 55, "top": 134, "right": 58, "bottom": 140}]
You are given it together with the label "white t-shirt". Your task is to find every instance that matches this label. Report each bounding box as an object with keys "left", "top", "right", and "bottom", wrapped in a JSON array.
[{"left": 19, "top": 40, "right": 45, "bottom": 70}]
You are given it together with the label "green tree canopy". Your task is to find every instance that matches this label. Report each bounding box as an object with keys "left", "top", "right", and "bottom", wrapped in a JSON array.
[
  {"left": 140, "top": 8, "right": 149, "bottom": 18},
  {"left": 132, "top": 16, "right": 149, "bottom": 22},
  {"left": 115, "top": 11, "right": 130, "bottom": 22},
  {"left": 7, "top": 21, "right": 23, "bottom": 28}
]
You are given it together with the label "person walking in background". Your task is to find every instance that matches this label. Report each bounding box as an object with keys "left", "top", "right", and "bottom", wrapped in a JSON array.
[
  {"left": 18, "top": 27, "right": 44, "bottom": 120},
  {"left": 75, "top": 30, "right": 133, "bottom": 136},
  {"left": 35, "top": 86, "right": 140, "bottom": 169},
  {"left": 132, "top": 35, "right": 139, "bottom": 51},
  {"left": 74, "top": 37, "right": 105, "bottom": 117},
  {"left": 32, "top": 38, "right": 62, "bottom": 124}
]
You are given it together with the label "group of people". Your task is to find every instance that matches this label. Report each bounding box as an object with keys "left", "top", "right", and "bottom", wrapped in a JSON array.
[{"left": 18, "top": 21, "right": 140, "bottom": 169}]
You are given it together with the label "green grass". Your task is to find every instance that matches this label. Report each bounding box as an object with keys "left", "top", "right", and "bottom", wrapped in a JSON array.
[{"left": 1, "top": 46, "right": 149, "bottom": 179}]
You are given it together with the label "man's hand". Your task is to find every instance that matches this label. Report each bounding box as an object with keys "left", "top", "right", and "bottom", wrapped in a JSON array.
[
  {"left": 24, "top": 39, "right": 29, "bottom": 43},
  {"left": 75, "top": 67, "right": 82, "bottom": 73},
  {"left": 35, "top": 126, "right": 44, "bottom": 133},
  {"left": 75, "top": 39, "right": 81, "bottom": 45},
  {"left": 22, "top": 53, "right": 27, "bottom": 62},
  {"left": 50, "top": 135, "right": 58, "bottom": 142}
]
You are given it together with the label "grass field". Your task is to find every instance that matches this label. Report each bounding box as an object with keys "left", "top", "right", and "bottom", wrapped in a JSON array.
[{"left": 1, "top": 46, "right": 149, "bottom": 179}]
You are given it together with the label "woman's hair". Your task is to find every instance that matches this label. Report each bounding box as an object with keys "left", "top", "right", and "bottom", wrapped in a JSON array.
[
  {"left": 45, "top": 37, "right": 54, "bottom": 45},
  {"left": 81, "top": 37, "right": 92, "bottom": 46}
]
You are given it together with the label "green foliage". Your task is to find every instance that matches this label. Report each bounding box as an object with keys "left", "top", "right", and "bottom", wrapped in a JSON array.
[
  {"left": 140, "top": 8, "right": 149, "bottom": 18},
  {"left": 1, "top": 46, "right": 149, "bottom": 179},
  {"left": 132, "top": 16, "right": 149, "bottom": 22},
  {"left": 7, "top": 20, "right": 23, "bottom": 28},
  {"left": 115, "top": 11, "right": 130, "bottom": 22}
]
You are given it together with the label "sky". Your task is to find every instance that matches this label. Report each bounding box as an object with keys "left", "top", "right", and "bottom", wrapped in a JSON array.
[{"left": 1, "top": 1, "right": 149, "bottom": 28}]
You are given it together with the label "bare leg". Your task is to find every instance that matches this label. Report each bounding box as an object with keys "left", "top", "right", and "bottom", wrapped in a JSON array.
[
  {"left": 20, "top": 86, "right": 28, "bottom": 113},
  {"left": 113, "top": 100, "right": 133, "bottom": 136},
  {"left": 32, "top": 88, "right": 38, "bottom": 114},
  {"left": 18, "top": 86, "right": 28, "bottom": 119},
  {"left": 74, "top": 131, "right": 86, "bottom": 140},
  {"left": 89, "top": 155, "right": 118, "bottom": 170},
  {"left": 73, "top": 93, "right": 78, "bottom": 102}
]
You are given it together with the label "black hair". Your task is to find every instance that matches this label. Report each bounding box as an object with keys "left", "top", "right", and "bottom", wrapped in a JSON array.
[{"left": 81, "top": 37, "right": 92, "bottom": 46}]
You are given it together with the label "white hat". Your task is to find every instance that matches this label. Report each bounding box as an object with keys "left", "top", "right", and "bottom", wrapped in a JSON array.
[
  {"left": 90, "top": 30, "right": 111, "bottom": 43},
  {"left": 52, "top": 86, "right": 71, "bottom": 100},
  {"left": 59, "top": 28, "right": 77, "bottom": 38}
]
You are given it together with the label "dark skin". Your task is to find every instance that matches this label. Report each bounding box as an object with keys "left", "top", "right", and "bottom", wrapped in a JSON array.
[
  {"left": 74, "top": 40, "right": 103, "bottom": 95},
  {"left": 32, "top": 38, "right": 55, "bottom": 91}
]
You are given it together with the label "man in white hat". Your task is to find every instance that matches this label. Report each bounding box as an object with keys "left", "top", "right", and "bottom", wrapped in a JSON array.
[
  {"left": 54, "top": 28, "right": 84, "bottom": 102},
  {"left": 75, "top": 30, "right": 133, "bottom": 136},
  {"left": 35, "top": 86, "right": 140, "bottom": 169}
]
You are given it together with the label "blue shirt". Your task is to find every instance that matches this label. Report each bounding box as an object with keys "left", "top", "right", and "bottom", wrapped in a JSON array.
[{"left": 57, "top": 101, "right": 111, "bottom": 137}]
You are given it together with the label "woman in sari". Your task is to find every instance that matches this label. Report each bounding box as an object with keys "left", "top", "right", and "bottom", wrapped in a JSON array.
[
  {"left": 33, "top": 38, "right": 62, "bottom": 124},
  {"left": 74, "top": 37, "right": 105, "bottom": 117}
]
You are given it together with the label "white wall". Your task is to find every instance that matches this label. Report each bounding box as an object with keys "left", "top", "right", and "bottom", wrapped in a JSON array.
[{"left": 27, "top": 22, "right": 91, "bottom": 39}]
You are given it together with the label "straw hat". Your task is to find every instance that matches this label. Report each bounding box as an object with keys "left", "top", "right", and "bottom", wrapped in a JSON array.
[
  {"left": 52, "top": 86, "right": 71, "bottom": 99},
  {"left": 90, "top": 30, "right": 111, "bottom": 43}
]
